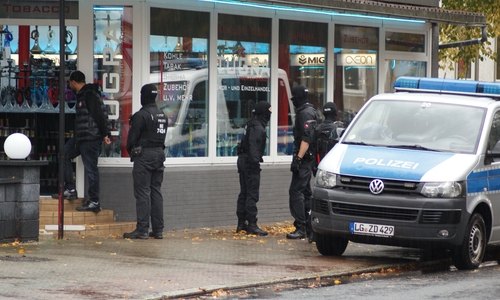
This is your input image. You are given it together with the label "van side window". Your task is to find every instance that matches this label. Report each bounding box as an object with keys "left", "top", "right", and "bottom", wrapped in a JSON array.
[{"left": 488, "top": 111, "right": 500, "bottom": 163}]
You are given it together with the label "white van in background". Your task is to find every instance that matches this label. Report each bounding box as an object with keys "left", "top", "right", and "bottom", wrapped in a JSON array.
[{"left": 150, "top": 64, "right": 294, "bottom": 157}]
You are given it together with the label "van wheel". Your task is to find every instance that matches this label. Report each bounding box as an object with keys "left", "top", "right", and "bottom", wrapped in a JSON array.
[
  {"left": 452, "top": 213, "right": 486, "bottom": 270},
  {"left": 315, "top": 233, "right": 348, "bottom": 256}
]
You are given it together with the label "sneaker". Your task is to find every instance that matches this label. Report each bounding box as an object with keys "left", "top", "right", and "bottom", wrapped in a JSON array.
[
  {"left": 76, "top": 201, "right": 101, "bottom": 213},
  {"left": 124, "top": 230, "right": 148, "bottom": 239},
  {"left": 149, "top": 231, "right": 163, "bottom": 239},
  {"left": 51, "top": 189, "right": 78, "bottom": 200}
]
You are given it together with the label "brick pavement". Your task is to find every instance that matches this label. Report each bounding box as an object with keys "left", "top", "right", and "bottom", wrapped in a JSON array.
[{"left": 0, "top": 221, "right": 430, "bottom": 300}]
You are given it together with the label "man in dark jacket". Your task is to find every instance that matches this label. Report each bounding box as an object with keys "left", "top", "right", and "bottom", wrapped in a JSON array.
[
  {"left": 236, "top": 101, "right": 272, "bottom": 236},
  {"left": 287, "top": 85, "right": 319, "bottom": 240},
  {"left": 123, "top": 84, "right": 167, "bottom": 239},
  {"left": 53, "top": 70, "right": 111, "bottom": 212}
]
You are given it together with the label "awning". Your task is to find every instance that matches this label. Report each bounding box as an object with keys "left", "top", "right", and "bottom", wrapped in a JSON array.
[{"left": 247, "top": 0, "right": 486, "bottom": 26}]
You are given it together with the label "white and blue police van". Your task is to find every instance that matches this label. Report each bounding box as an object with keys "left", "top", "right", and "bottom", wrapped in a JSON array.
[{"left": 312, "top": 77, "right": 500, "bottom": 270}]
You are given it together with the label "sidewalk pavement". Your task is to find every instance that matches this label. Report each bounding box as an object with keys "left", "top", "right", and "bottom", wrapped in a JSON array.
[{"left": 0, "top": 221, "right": 436, "bottom": 300}]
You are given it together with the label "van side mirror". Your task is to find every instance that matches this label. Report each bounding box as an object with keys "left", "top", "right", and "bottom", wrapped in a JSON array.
[
  {"left": 486, "top": 141, "right": 500, "bottom": 164},
  {"left": 486, "top": 151, "right": 500, "bottom": 164}
]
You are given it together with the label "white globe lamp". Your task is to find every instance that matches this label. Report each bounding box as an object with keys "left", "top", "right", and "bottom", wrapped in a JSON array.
[{"left": 4, "top": 133, "right": 32, "bottom": 160}]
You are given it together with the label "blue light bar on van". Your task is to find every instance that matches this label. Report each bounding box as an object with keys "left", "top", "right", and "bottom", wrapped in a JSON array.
[{"left": 394, "top": 77, "right": 500, "bottom": 96}]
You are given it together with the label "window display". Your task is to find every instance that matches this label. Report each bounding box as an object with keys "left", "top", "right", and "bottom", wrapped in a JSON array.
[
  {"left": 279, "top": 20, "right": 327, "bottom": 155},
  {"left": 384, "top": 60, "right": 426, "bottom": 92},
  {"left": 150, "top": 8, "right": 209, "bottom": 157},
  {"left": 0, "top": 25, "right": 78, "bottom": 113},
  {"left": 93, "top": 6, "right": 132, "bottom": 158},
  {"left": 217, "top": 14, "right": 271, "bottom": 157},
  {"left": 334, "top": 25, "right": 379, "bottom": 126},
  {"left": 0, "top": 23, "right": 78, "bottom": 195}
]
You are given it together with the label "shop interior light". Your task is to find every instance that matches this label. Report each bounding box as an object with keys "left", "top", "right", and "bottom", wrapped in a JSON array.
[
  {"left": 199, "top": 0, "right": 425, "bottom": 24},
  {"left": 394, "top": 76, "right": 500, "bottom": 97},
  {"left": 93, "top": 7, "right": 124, "bottom": 11}
]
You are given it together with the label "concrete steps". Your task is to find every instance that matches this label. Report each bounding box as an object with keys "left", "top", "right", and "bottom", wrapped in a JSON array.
[{"left": 39, "top": 197, "right": 135, "bottom": 237}]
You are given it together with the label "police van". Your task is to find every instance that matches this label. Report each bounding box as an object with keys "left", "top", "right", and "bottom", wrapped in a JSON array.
[{"left": 312, "top": 77, "right": 500, "bottom": 270}]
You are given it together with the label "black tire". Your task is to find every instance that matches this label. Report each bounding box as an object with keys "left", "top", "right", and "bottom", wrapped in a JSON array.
[
  {"left": 452, "top": 213, "right": 487, "bottom": 270},
  {"left": 315, "top": 233, "right": 348, "bottom": 256}
]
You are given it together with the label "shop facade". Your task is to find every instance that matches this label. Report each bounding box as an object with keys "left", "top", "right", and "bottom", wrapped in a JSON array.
[{"left": 0, "top": 0, "right": 484, "bottom": 229}]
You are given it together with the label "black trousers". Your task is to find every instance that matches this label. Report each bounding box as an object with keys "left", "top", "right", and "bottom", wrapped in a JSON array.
[
  {"left": 132, "top": 148, "right": 165, "bottom": 233},
  {"left": 236, "top": 154, "right": 261, "bottom": 223},
  {"left": 289, "top": 158, "right": 313, "bottom": 231}
]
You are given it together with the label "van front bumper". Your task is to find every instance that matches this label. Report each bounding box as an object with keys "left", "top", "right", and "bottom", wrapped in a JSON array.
[{"left": 311, "top": 187, "right": 469, "bottom": 248}]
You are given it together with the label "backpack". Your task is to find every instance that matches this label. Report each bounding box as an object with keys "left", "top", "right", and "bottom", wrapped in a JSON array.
[{"left": 316, "top": 121, "right": 338, "bottom": 162}]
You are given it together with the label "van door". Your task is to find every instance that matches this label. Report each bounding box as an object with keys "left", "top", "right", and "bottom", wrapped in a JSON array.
[{"left": 484, "top": 110, "right": 500, "bottom": 242}]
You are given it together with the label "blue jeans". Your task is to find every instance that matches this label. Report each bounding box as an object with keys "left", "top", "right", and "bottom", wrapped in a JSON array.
[{"left": 63, "top": 137, "right": 102, "bottom": 203}]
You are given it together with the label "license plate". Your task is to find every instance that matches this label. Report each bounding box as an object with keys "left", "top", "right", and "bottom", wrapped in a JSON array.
[{"left": 350, "top": 222, "right": 394, "bottom": 237}]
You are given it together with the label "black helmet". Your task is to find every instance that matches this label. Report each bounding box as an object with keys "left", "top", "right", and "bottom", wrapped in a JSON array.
[
  {"left": 291, "top": 85, "right": 308, "bottom": 108},
  {"left": 252, "top": 101, "right": 271, "bottom": 115},
  {"left": 291, "top": 85, "right": 308, "bottom": 99},
  {"left": 323, "top": 102, "right": 337, "bottom": 120},
  {"left": 140, "top": 84, "right": 158, "bottom": 105}
]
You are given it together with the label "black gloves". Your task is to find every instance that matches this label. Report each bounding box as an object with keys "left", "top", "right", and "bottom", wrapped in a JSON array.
[{"left": 290, "top": 156, "right": 302, "bottom": 173}]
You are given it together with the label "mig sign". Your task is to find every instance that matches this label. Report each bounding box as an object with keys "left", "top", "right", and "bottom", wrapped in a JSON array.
[{"left": 290, "top": 54, "right": 325, "bottom": 67}]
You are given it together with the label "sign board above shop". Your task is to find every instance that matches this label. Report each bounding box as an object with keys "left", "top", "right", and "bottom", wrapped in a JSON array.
[{"left": 0, "top": 0, "right": 79, "bottom": 19}]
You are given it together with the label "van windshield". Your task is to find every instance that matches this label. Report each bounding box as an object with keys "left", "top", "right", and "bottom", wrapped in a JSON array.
[{"left": 343, "top": 100, "right": 486, "bottom": 154}]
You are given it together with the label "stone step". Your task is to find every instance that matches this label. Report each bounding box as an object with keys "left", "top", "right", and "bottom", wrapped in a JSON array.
[
  {"left": 39, "top": 209, "right": 115, "bottom": 226},
  {"left": 39, "top": 197, "right": 86, "bottom": 212},
  {"left": 41, "top": 222, "right": 136, "bottom": 237},
  {"left": 38, "top": 197, "right": 136, "bottom": 238}
]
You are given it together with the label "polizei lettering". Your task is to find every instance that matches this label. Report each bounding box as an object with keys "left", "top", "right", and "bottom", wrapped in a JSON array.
[{"left": 353, "top": 158, "right": 419, "bottom": 169}]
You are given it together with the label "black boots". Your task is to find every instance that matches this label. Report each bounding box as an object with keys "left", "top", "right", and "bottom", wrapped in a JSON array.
[
  {"left": 236, "top": 217, "right": 267, "bottom": 236},
  {"left": 246, "top": 222, "right": 268, "bottom": 236},
  {"left": 286, "top": 227, "right": 306, "bottom": 239},
  {"left": 236, "top": 220, "right": 248, "bottom": 233}
]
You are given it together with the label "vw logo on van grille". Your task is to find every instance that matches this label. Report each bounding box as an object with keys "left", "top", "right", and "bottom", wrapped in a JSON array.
[{"left": 369, "top": 179, "right": 384, "bottom": 195}]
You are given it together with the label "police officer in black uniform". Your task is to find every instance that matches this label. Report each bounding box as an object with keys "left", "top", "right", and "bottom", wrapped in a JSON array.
[
  {"left": 123, "top": 84, "right": 167, "bottom": 239},
  {"left": 236, "top": 101, "right": 272, "bottom": 236},
  {"left": 316, "top": 102, "right": 338, "bottom": 161},
  {"left": 287, "top": 85, "right": 319, "bottom": 240}
]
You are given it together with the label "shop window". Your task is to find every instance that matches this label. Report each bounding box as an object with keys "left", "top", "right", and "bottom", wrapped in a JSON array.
[
  {"left": 383, "top": 60, "right": 426, "bottom": 92},
  {"left": 93, "top": 6, "right": 132, "bottom": 158},
  {"left": 217, "top": 14, "right": 271, "bottom": 157},
  {"left": 0, "top": 24, "right": 78, "bottom": 195},
  {"left": 278, "top": 20, "right": 327, "bottom": 155},
  {"left": 149, "top": 8, "right": 209, "bottom": 157},
  {"left": 334, "top": 25, "right": 379, "bottom": 126},
  {"left": 385, "top": 32, "right": 425, "bottom": 53}
]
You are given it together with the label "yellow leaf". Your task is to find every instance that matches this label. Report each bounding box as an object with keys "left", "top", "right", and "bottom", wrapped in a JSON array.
[{"left": 18, "top": 248, "right": 25, "bottom": 254}]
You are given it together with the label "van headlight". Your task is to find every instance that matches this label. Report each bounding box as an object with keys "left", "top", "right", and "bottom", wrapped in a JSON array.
[
  {"left": 315, "top": 169, "right": 337, "bottom": 188},
  {"left": 421, "top": 181, "right": 463, "bottom": 198}
]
